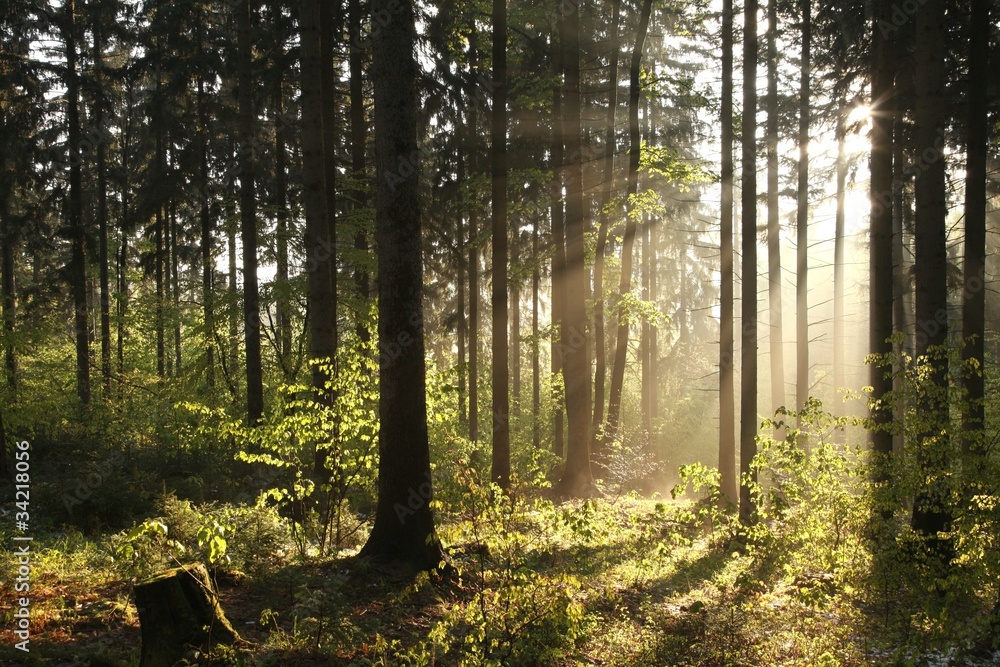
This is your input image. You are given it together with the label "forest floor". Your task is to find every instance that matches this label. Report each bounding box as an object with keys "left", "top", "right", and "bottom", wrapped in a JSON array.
[{"left": 2, "top": 495, "right": 999, "bottom": 666}]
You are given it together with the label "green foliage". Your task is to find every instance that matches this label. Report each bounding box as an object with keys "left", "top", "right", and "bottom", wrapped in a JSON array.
[{"left": 431, "top": 469, "right": 585, "bottom": 665}]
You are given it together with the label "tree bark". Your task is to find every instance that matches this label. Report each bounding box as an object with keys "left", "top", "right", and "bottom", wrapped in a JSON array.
[
  {"left": 349, "top": 0, "right": 371, "bottom": 341},
  {"left": 869, "top": 0, "right": 896, "bottom": 477},
  {"left": 491, "top": 0, "right": 510, "bottom": 490},
  {"left": 910, "top": 0, "right": 950, "bottom": 545},
  {"left": 765, "top": 0, "right": 785, "bottom": 426},
  {"left": 592, "top": 0, "right": 621, "bottom": 438},
  {"left": 740, "top": 0, "right": 759, "bottom": 525},
  {"left": 359, "top": 0, "right": 445, "bottom": 571},
  {"left": 604, "top": 0, "right": 653, "bottom": 458},
  {"left": 532, "top": 211, "right": 541, "bottom": 448},
  {"left": 198, "top": 71, "right": 215, "bottom": 389},
  {"left": 237, "top": 0, "right": 264, "bottom": 424},
  {"left": 550, "top": 60, "right": 566, "bottom": 459},
  {"left": 719, "top": 0, "right": 738, "bottom": 508},
  {"left": 795, "top": 0, "right": 810, "bottom": 430},
  {"left": 274, "top": 69, "right": 292, "bottom": 380},
  {"left": 833, "top": 93, "right": 846, "bottom": 402},
  {"left": 135, "top": 564, "right": 239, "bottom": 667},
  {"left": 555, "top": 0, "right": 595, "bottom": 496},
  {"left": 961, "top": 0, "right": 988, "bottom": 454},
  {"left": 1, "top": 227, "right": 15, "bottom": 393},
  {"left": 93, "top": 20, "right": 111, "bottom": 393},
  {"left": 65, "top": 0, "right": 90, "bottom": 406}
]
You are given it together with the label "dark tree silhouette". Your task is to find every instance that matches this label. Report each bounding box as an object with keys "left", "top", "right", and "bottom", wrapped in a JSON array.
[{"left": 359, "top": 0, "right": 446, "bottom": 571}]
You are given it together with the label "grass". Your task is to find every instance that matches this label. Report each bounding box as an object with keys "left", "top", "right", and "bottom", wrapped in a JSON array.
[{"left": 2, "top": 494, "right": 999, "bottom": 666}]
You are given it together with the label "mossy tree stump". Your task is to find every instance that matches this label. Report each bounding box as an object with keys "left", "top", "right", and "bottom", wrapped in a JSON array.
[{"left": 134, "top": 563, "right": 240, "bottom": 667}]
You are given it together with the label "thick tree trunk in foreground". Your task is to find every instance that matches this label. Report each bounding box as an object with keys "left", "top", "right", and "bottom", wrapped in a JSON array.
[
  {"left": 555, "top": 0, "right": 595, "bottom": 497},
  {"left": 910, "top": 0, "right": 951, "bottom": 546},
  {"left": 869, "top": 0, "right": 895, "bottom": 479},
  {"left": 135, "top": 564, "right": 239, "bottom": 667},
  {"left": 359, "top": 0, "right": 445, "bottom": 571},
  {"left": 740, "top": 0, "right": 759, "bottom": 526}
]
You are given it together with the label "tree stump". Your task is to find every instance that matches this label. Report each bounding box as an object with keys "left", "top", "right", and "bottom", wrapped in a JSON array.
[{"left": 134, "top": 563, "right": 240, "bottom": 667}]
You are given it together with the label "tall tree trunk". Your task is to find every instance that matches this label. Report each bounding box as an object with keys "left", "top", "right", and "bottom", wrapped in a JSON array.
[
  {"left": 274, "top": 71, "right": 292, "bottom": 380},
  {"left": 457, "top": 143, "right": 468, "bottom": 426},
  {"left": 468, "top": 38, "right": 481, "bottom": 444},
  {"left": 170, "top": 200, "right": 182, "bottom": 375},
  {"left": 740, "top": 0, "right": 759, "bottom": 525},
  {"left": 118, "top": 94, "right": 132, "bottom": 381},
  {"left": 550, "top": 63, "right": 566, "bottom": 459},
  {"left": 604, "top": 0, "right": 653, "bottom": 455},
  {"left": 227, "top": 220, "right": 238, "bottom": 384},
  {"left": 833, "top": 94, "right": 846, "bottom": 400},
  {"left": 300, "top": 0, "right": 335, "bottom": 415},
  {"left": 869, "top": 0, "right": 896, "bottom": 479},
  {"left": 359, "top": 0, "right": 444, "bottom": 571},
  {"left": 199, "top": 75, "right": 215, "bottom": 389},
  {"left": 65, "top": 0, "right": 90, "bottom": 406},
  {"left": 349, "top": 0, "right": 370, "bottom": 341},
  {"left": 891, "top": 98, "right": 911, "bottom": 456},
  {"left": 910, "top": 0, "right": 951, "bottom": 546},
  {"left": 640, "top": 214, "right": 651, "bottom": 437},
  {"left": 491, "top": 0, "right": 510, "bottom": 490},
  {"left": 961, "top": 0, "right": 988, "bottom": 454},
  {"left": 719, "top": 0, "right": 738, "bottom": 508},
  {"left": 795, "top": 0, "right": 810, "bottom": 428},
  {"left": 94, "top": 22, "right": 111, "bottom": 393},
  {"left": 592, "top": 0, "right": 621, "bottom": 437},
  {"left": 532, "top": 211, "right": 541, "bottom": 448},
  {"left": 238, "top": 0, "right": 264, "bottom": 424},
  {"left": 555, "top": 0, "right": 595, "bottom": 496},
  {"left": 765, "top": 0, "right": 785, "bottom": 425},
  {"left": 320, "top": 0, "right": 338, "bottom": 382}
]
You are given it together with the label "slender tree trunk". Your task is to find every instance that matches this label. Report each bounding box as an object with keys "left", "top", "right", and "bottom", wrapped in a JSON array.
[
  {"left": 740, "top": 0, "right": 759, "bottom": 525},
  {"left": 468, "top": 38, "right": 481, "bottom": 444},
  {"left": 156, "top": 195, "right": 165, "bottom": 379},
  {"left": 765, "top": 0, "right": 785, "bottom": 425},
  {"left": 719, "top": 0, "right": 738, "bottom": 508},
  {"left": 532, "top": 211, "right": 541, "bottom": 448},
  {"left": 94, "top": 23, "right": 111, "bottom": 393},
  {"left": 359, "top": 0, "right": 445, "bottom": 571},
  {"left": 511, "top": 264, "right": 521, "bottom": 413},
  {"left": 604, "top": 0, "right": 653, "bottom": 456},
  {"left": 320, "top": 0, "right": 338, "bottom": 378},
  {"left": 640, "top": 214, "right": 651, "bottom": 437},
  {"left": 555, "top": 0, "right": 595, "bottom": 496},
  {"left": 349, "top": 0, "right": 370, "bottom": 341},
  {"left": 238, "top": 0, "right": 264, "bottom": 424},
  {"left": 491, "top": 0, "right": 510, "bottom": 490},
  {"left": 457, "top": 143, "right": 468, "bottom": 426},
  {"left": 833, "top": 94, "right": 846, "bottom": 400},
  {"left": 961, "top": 0, "right": 988, "bottom": 454},
  {"left": 118, "top": 97, "right": 132, "bottom": 380},
  {"left": 910, "top": 0, "right": 950, "bottom": 546},
  {"left": 66, "top": 0, "right": 90, "bottom": 406},
  {"left": 199, "top": 75, "right": 215, "bottom": 389},
  {"left": 274, "top": 72, "right": 292, "bottom": 380},
  {"left": 550, "top": 65, "right": 566, "bottom": 459},
  {"left": 170, "top": 200, "right": 182, "bottom": 375},
  {"left": 795, "top": 0, "right": 810, "bottom": 428},
  {"left": 592, "top": 0, "right": 621, "bottom": 437},
  {"left": 227, "top": 220, "right": 238, "bottom": 381}
]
